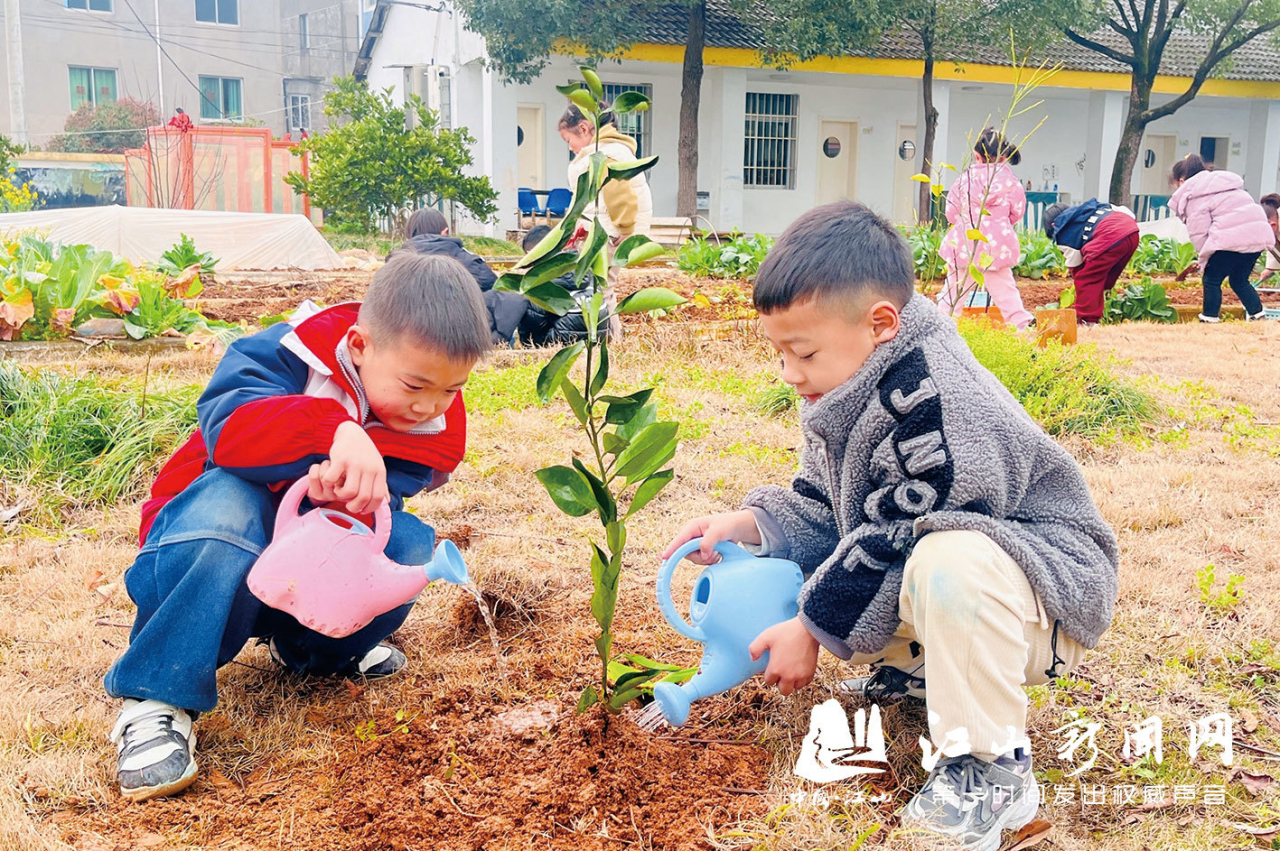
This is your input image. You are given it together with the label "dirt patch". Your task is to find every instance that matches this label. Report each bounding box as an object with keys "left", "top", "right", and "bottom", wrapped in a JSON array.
[{"left": 332, "top": 690, "right": 772, "bottom": 851}]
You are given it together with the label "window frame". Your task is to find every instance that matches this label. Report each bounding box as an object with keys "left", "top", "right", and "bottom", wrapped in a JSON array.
[
  {"left": 195, "top": 0, "right": 239, "bottom": 26},
  {"left": 743, "top": 92, "right": 798, "bottom": 190},
  {"left": 65, "top": 0, "right": 113, "bottom": 11},
  {"left": 69, "top": 66, "right": 118, "bottom": 111},
  {"left": 299, "top": 13, "right": 309, "bottom": 50},
  {"left": 198, "top": 75, "right": 244, "bottom": 121},
  {"left": 288, "top": 94, "right": 312, "bottom": 134}
]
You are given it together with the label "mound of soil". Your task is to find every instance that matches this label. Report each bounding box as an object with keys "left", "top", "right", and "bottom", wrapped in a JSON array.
[{"left": 332, "top": 690, "right": 772, "bottom": 851}]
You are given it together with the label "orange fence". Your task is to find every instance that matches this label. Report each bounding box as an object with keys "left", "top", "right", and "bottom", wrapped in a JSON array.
[{"left": 125, "top": 126, "right": 317, "bottom": 222}]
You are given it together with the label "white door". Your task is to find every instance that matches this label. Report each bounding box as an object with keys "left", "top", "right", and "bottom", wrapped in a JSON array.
[
  {"left": 894, "top": 122, "right": 918, "bottom": 223},
  {"left": 517, "top": 105, "right": 545, "bottom": 189},
  {"left": 1139, "top": 133, "right": 1176, "bottom": 195},
  {"left": 816, "top": 120, "right": 858, "bottom": 206}
]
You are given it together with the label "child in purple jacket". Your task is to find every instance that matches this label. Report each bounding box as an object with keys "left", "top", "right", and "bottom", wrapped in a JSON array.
[{"left": 1169, "top": 154, "right": 1273, "bottom": 322}]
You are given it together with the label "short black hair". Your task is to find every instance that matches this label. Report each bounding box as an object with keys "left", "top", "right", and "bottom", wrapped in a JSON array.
[
  {"left": 974, "top": 127, "right": 1022, "bottom": 166},
  {"left": 406, "top": 208, "right": 448, "bottom": 239},
  {"left": 753, "top": 200, "right": 915, "bottom": 314},
  {"left": 360, "top": 252, "right": 491, "bottom": 362},
  {"left": 523, "top": 224, "right": 552, "bottom": 252},
  {"left": 1043, "top": 202, "right": 1069, "bottom": 239}
]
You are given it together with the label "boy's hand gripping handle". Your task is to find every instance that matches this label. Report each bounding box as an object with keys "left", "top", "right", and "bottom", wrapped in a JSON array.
[
  {"left": 656, "top": 537, "right": 751, "bottom": 642},
  {"left": 273, "top": 477, "right": 392, "bottom": 551}
]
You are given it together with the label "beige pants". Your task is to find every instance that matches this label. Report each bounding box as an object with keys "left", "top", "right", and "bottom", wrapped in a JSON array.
[
  {"left": 604, "top": 260, "right": 623, "bottom": 339},
  {"left": 847, "top": 529, "right": 1087, "bottom": 760}
]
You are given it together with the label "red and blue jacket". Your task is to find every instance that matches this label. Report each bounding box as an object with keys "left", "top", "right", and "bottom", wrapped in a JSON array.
[{"left": 139, "top": 302, "right": 467, "bottom": 544}]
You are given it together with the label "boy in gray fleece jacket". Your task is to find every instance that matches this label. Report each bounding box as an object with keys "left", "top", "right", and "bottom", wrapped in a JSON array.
[{"left": 661, "top": 200, "right": 1118, "bottom": 851}]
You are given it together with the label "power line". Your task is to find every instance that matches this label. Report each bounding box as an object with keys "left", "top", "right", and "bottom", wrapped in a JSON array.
[{"left": 27, "top": 13, "right": 357, "bottom": 57}]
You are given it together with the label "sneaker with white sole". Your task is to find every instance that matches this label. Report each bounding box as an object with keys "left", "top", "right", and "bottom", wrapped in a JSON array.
[
  {"left": 838, "top": 665, "right": 927, "bottom": 701},
  {"left": 901, "top": 749, "right": 1039, "bottom": 851},
  {"left": 266, "top": 638, "right": 407, "bottom": 680},
  {"left": 1199, "top": 313, "right": 1221, "bottom": 323},
  {"left": 1247, "top": 310, "right": 1268, "bottom": 321},
  {"left": 109, "top": 699, "right": 197, "bottom": 802}
]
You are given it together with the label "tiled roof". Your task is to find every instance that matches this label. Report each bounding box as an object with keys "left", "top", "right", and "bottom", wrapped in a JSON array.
[{"left": 636, "top": 0, "right": 1280, "bottom": 83}]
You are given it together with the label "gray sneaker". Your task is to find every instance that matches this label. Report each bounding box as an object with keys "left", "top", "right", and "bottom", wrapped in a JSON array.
[
  {"left": 110, "top": 699, "right": 198, "bottom": 802},
  {"left": 838, "top": 665, "right": 927, "bottom": 701},
  {"left": 902, "top": 749, "right": 1038, "bottom": 851}
]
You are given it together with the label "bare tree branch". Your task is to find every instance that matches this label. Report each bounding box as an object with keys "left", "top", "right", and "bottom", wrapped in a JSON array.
[
  {"left": 1064, "top": 27, "right": 1136, "bottom": 65},
  {"left": 1111, "top": 0, "right": 1135, "bottom": 34}
]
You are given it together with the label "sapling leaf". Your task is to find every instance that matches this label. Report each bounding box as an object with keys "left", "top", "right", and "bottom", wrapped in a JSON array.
[
  {"left": 612, "top": 235, "right": 665, "bottom": 267},
  {"left": 581, "top": 68, "right": 604, "bottom": 100},
  {"left": 493, "top": 271, "right": 524, "bottom": 292},
  {"left": 616, "top": 287, "right": 686, "bottom": 315},
  {"left": 590, "top": 339, "right": 609, "bottom": 395},
  {"left": 606, "top": 156, "right": 659, "bottom": 182},
  {"left": 534, "top": 465, "right": 596, "bottom": 517},
  {"left": 523, "top": 282, "right": 576, "bottom": 316},
  {"left": 519, "top": 222, "right": 565, "bottom": 268},
  {"left": 601, "top": 389, "right": 653, "bottom": 424},
  {"left": 560, "top": 378, "right": 589, "bottom": 425},
  {"left": 535, "top": 342, "right": 584, "bottom": 405},
  {"left": 614, "top": 422, "right": 679, "bottom": 483},
  {"left": 572, "top": 457, "right": 616, "bottom": 524},
  {"left": 622, "top": 653, "right": 691, "bottom": 672},
  {"left": 611, "top": 91, "right": 650, "bottom": 114},
  {"left": 576, "top": 685, "right": 600, "bottom": 713},
  {"left": 556, "top": 82, "right": 582, "bottom": 97},
  {"left": 521, "top": 252, "right": 578, "bottom": 290},
  {"left": 603, "top": 431, "right": 629, "bottom": 455},
  {"left": 615, "top": 402, "right": 657, "bottom": 442},
  {"left": 911, "top": 173, "right": 931, "bottom": 183},
  {"left": 568, "top": 89, "right": 598, "bottom": 116},
  {"left": 574, "top": 220, "right": 609, "bottom": 288},
  {"left": 606, "top": 520, "right": 626, "bottom": 555},
  {"left": 626, "top": 469, "right": 674, "bottom": 517}
]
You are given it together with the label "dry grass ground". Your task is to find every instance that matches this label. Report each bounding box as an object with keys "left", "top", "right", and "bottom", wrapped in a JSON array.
[{"left": 1, "top": 314, "right": 1279, "bottom": 850}]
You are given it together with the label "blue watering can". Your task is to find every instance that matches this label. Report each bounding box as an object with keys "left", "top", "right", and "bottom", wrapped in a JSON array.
[{"left": 647, "top": 537, "right": 804, "bottom": 727}]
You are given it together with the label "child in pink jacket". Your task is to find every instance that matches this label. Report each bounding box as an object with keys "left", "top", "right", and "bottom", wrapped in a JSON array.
[
  {"left": 938, "top": 128, "right": 1033, "bottom": 328},
  {"left": 1170, "top": 154, "right": 1273, "bottom": 322}
]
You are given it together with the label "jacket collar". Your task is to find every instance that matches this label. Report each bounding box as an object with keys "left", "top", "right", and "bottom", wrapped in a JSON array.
[{"left": 801, "top": 294, "right": 945, "bottom": 446}]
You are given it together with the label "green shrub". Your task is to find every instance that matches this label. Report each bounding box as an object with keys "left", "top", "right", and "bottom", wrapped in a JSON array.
[
  {"left": 0, "top": 362, "right": 199, "bottom": 518},
  {"left": 1126, "top": 235, "right": 1196, "bottom": 276},
  {"left": 1103, "top": 278, "right": 1177, "bottom": 324},
  {"left": 677, "top": 232, "right": 773, "bottom": 278},
  {"left": 959, "top": 321, "right": 1158, "bottom": 438},
  {"left": 899, "top": 224, "right": 946, "bottom": 282},
  {"left": 1014, "top": 229, "right": 1067, "bottom": 279}
]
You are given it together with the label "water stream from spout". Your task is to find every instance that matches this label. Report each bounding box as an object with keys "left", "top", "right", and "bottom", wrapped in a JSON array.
[
  {"left": 634, "top": 701, "right": 669, "bottom": 732},
  {"left": 462, "top": 581, "right": 507, "bottom": 675}
]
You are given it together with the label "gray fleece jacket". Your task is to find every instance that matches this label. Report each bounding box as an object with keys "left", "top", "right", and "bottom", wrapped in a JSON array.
[{"left": 743, "top": 294, "right": 1119, "bottom": 658}]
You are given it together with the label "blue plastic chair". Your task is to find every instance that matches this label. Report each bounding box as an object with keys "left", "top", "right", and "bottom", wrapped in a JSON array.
[
  {"left": 545, "top": 187, "right": 572, "bottom": 218},
  {"left": 517, "top": 187, "right": 543, "bottom": 217}
]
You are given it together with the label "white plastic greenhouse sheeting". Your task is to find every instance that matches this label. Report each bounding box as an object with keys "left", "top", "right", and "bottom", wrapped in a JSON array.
[{"left": 0, "top": 205, "right": 342, "bottom": 270}]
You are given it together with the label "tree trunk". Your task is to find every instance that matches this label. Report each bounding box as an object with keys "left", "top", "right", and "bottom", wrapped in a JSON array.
[
  {"left": 917, "top": 48, "right": 938, "bottom": 225},
  {"left": 676, "top": 0, "right": 705, "bottom": 221},
  {"left": 1108, "top": 80, "right": 1152, "bottom": 205}
]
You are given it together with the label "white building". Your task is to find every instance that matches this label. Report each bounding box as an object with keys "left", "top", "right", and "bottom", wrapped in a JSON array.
[{"left": 355, "top": 0, "right": 1280, "bottom": 236}]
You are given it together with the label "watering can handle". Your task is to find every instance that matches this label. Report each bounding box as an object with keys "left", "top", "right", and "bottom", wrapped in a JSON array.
[
  {"left": 273, "top": 477, "right": 393, "bottom": 552},
  {"left": 655, "top": 537, "right": 752, "bottom": 642}
]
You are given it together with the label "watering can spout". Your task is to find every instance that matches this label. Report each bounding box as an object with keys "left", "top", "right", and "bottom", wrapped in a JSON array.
[{"left": 424, "top": 539, "right": 469, "bottom": 586}]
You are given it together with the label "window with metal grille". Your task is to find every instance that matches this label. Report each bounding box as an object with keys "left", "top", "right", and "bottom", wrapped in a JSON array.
[
  {"left": 68, "top": 67, "right": 117, "bottom": 110},
  {"left": 288, "top": 94, "right": 312, "bottom": 133},
  {"left": 744, "top": 93, "right": 797, "bottom": 188},
  {"left": 199, "top": 75, "right": 242, "bottom": 120}
]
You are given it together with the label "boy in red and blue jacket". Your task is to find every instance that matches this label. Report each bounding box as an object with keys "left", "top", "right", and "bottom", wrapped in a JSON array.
[{"left": 105, "top": 252, "right": 491, "bottom": 803}]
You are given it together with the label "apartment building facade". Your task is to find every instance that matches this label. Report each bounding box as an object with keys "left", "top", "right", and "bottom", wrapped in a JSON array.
[{"left": 0, "top": 0, "right": 362, "bottom": 147}]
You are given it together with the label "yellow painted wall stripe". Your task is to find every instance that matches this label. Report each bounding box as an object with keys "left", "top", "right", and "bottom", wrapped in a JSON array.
[{"left": 577, "top": 42, "right": 1280, "bottom": 100}]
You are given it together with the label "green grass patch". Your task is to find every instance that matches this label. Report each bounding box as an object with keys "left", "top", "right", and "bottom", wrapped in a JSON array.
[
  {"left": 959, "top": 321, "right": 1159, "bottom": 439},
  {"left": 0, "top": 362, "right": 199, "bottom": 519},
  {"left": 464, "top": 361, "right": 542, "bottom": 416}
]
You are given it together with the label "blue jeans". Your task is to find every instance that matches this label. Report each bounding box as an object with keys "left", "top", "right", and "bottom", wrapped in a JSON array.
[{"left": 104, "top": 468, "right": 435, "bottom": 712}]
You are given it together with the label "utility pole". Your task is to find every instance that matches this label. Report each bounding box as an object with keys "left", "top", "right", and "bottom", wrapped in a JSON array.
[
  {"left": 4, "top": 0, "right": 26, "bottom": 145},
  {"left": 154, "top": 0, "right": 164, "bottom": 117}
]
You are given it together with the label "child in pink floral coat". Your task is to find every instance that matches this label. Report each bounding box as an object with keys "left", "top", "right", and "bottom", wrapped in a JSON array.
[{"left": 938, "top": 129, "right": 1033, "bottom": 328}]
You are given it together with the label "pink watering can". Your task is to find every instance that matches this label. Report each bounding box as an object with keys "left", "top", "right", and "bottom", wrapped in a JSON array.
[{"left": 246, "top": 478, "right": 469, "bottom": 639}]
